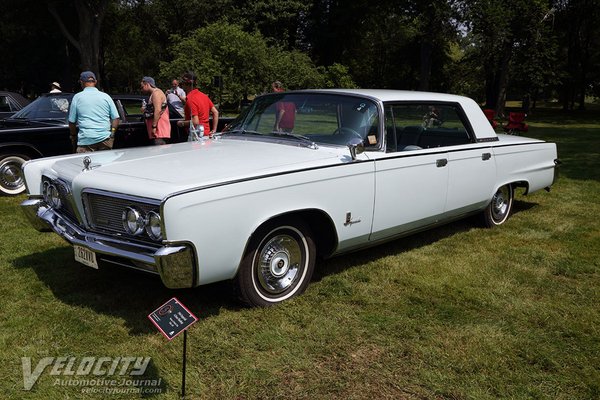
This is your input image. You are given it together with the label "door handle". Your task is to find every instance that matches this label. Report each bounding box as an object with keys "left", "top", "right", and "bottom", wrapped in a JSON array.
[
  {"left": 436, "top": 159, "right": 448, "bottom": 167},
  {"left": 482, "top": 152, "right": 491, "bottom": 161}
]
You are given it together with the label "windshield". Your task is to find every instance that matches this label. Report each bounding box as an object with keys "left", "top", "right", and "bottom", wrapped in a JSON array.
[
  {"left": 10, "top": 94, "right": 73, "bottom": 121},
  {"left": 225, "top": 93, "right": 380, "bottom": 147}
]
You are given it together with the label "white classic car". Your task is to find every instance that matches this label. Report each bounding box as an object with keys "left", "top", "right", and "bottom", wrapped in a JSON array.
[{"left": 21, "top": 89, "right": 559, "bottom": 306}]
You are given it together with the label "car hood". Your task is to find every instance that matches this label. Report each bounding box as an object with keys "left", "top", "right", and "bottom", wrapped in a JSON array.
[{"left": 48, "top": 137, "right": 358, "bottom": 199}]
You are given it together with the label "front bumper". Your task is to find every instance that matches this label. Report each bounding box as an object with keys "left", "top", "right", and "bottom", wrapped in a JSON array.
[{"left": 21, "top": 198, "right": 196, "bottom": 288}]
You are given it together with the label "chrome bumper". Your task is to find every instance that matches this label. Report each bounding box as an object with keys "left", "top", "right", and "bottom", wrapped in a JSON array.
[{"left": 21, "top": 198, "right": 196, "bottom": 288}]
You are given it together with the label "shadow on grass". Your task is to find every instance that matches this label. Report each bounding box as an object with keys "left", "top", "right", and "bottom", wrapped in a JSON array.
[
  {"left": 11, "top": 199, "right": 539, "bottom": 332},
  {"left": 12, "top": 248, "right": 241, "bottom": 335}
]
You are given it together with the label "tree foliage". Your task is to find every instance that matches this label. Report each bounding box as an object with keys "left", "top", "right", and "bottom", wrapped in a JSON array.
[
  {"left": 0, "top": 0, "right": 598, "bottom": 112},
  {"left": 158, "top": 23, "right": 354, "bottom": 104}
]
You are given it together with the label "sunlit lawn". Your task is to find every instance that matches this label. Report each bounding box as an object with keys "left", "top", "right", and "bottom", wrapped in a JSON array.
[{"left": 0, "top": 107, "right": 598, "bottom": 399}]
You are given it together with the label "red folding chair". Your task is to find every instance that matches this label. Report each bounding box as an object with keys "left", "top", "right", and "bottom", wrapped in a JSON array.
[{"left": 503, "top": 112, "right": 528, "bottom": 135}]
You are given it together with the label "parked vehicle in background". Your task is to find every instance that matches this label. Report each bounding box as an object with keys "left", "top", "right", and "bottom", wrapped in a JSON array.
[
  {"left": 21, "top": 89, "right": 559, "bottom": 306},
  {"left": 0, "top": 92, "right": 232, "bottom": 195},
  {"left": 0, "top": 91, "right": 29, "bottom": 119}
]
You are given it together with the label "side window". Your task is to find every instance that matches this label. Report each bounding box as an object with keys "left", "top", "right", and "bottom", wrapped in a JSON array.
[
  {"left": 0, "top": 96, "right": 10, "bottom": 112},
  {"left": 118, "top": 99, "right": 144, "bottom": 117},
  {"left": 388, "top": 103, "right": 472, "bottom": 152},
  {"left": 50, "top": 98, "right": 70, "bottom": 113}
]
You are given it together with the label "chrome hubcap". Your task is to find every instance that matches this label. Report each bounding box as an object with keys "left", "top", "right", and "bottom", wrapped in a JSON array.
[
  {"left": 257, "top": 234, "right": 302, "bottom": 294},
  {"left": 491, "top": 187, "right": 509, "bottom": 221},
  {"left": 0, "top": 159, "right": 24, "bottom": 190}
]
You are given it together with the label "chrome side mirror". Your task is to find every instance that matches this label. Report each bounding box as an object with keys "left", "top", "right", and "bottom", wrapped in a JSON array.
[{"left": 347, "top": 138, "right": 364, "bottom": 161}]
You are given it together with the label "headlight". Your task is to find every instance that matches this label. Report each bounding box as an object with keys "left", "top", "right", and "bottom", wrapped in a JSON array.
[
  {"left": 49, "top": 184, "right": 62, "bottom": 209},
  {"left": 145, "top": 211, "right": 162, "bottom": 240},
  {"left": 122, "top": 206, "right": 145, "bottom": 235}
]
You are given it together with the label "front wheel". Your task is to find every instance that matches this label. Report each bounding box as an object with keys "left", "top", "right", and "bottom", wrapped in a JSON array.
[
  {"left": 0, "top": 153, "right": 31, "bottom": 196},
  {"left": 235, "top": 219, "right": 316, "bottom": 307},
  {"left": 481, "top": 184, "right": 514, "bottom": 227}
]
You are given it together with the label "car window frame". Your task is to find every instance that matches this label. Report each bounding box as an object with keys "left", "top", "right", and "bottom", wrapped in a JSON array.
[
  {"left": 382, "top": 100, "right": 476, "bottom": 153},
  {"left": 231, "top": 92, "right": 385, "bottom": 150}
]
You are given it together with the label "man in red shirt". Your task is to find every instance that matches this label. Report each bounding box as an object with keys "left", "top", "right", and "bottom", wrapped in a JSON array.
[
  {"left": 272, "top": 81, "right": 295, "bottom": 132},
  {"left": 176, "top": 72, "right": 219, "bottom": 136}
]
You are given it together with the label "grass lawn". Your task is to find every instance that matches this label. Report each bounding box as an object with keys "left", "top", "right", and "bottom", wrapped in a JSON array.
[{"left": 0, "top": 107, "right": 599, "bottom": 399}]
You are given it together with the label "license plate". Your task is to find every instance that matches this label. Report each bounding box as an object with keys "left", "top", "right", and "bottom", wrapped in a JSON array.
[{"left": 74, "top": 245, "right": 98, "bottom": 269}]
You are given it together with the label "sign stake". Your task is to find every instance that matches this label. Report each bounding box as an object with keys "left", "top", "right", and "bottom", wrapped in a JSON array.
[
  {"left": 148, "top": 297, "right": 198, "bottom": 399},
  {"left": 181, "top": 329, "right": 188, "bottom": 399}
]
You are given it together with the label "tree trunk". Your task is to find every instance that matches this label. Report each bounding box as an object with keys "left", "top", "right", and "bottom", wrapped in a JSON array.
[
  {"left": 48, "top": 0, "right": 109, "bottom": 84},
  {"left": 494, "top": 44, "right": 512, "bottom": 117},
  {"left": 418, "top": 41, "right": 433, "bottom": 91}
]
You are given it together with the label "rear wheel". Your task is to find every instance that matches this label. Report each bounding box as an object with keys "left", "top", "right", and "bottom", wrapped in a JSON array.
[
  {"left": 482, "top": 184, "right": 514, "bottom": 227},
  {"left": 235, "top": 218, "right": 316, "bottom": 307},
  {"left": 0, "top": 153, "right": 30, "bottom": 196}
]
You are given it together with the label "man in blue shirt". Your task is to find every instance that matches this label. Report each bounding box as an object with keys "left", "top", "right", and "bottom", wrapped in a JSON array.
[{"left": 68, "top": 71, "right": 120, "bottom": 153}]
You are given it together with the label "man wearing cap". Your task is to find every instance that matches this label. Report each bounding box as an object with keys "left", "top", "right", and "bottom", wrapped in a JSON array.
[
  {"left": 176, "top": 72, "right": 219, "bottom": 137},
  {"left": 68, "top": 71, "right": 120, "bottom": 153},
  {"left": 140, "top": 76, "right": 170, "bottom": 145}
]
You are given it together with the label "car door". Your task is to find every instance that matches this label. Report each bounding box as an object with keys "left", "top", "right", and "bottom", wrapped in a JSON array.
[
  {"left": 438, "top": 106, "right": 496, "bottom": 216},
  {"left": 112, "top": 97, "right": 151, "bottom": 148},
  {"left": 369, "top": 103, "right": 450, "bottom": 241},
  {"left": 445, "top": 144, "right": 496, "bottom": 216}
]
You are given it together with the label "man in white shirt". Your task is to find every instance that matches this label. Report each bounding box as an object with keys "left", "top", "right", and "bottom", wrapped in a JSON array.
[{"left": 166, "top": 79, "right": 186, "bottom": 117}]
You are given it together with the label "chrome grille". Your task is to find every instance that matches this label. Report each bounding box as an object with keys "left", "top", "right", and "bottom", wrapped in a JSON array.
[{"left": 83, "top": 190, "right": 160, "bottom": 242}]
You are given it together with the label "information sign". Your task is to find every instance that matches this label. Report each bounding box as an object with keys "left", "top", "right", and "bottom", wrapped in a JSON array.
[{"left": 148, "top": 298, "right": 198, "bottom": 340}]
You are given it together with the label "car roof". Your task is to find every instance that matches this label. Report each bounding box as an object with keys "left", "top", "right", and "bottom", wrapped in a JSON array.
[
  {"left": 0, "top": 91, "right": 30, "bottom": 107},
  {"left": 289, "top": 88, "right": 472, "bottom": 104}
]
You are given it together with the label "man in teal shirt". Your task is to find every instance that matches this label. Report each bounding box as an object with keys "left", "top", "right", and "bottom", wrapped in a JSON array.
[{"left": 68, "top": 71, "right": 120, "bottom": 153}]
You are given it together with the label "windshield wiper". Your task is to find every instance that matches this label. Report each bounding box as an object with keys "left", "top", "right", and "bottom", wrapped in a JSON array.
[
  {"left": 270, "top": 131, "right": 318, "bottom": 149},
  {"left": 223, "top": 129, "right": 263, "bottom": 136}
]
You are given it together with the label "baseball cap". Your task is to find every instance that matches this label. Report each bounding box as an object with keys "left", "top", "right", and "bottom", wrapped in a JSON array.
[
  {"left": 142, "top": 76, "right": 156, "bottom": 88},
  {"left": 79, "top": 71, "right": 97, "bottom": 82}
]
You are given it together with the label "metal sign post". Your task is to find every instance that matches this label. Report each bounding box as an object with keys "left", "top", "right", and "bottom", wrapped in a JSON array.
[
  {"left": 148, "top": 297, "right": 198, "bottom": 399},
  {"left": 181, "top": 329, "right": 188, "bottom": 400}
]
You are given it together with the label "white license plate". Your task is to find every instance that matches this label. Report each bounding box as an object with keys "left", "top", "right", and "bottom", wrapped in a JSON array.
[{"left": 74, "top": 245, "right": 98, "bottom": 269}]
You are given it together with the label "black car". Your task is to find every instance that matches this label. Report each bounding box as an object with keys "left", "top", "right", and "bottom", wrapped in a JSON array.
[
  {"left": 0, "top": 92, "right": 232, "bottom": 195},
  {"left": 0, "top": 91, "right": 30, "bottom": 119}
]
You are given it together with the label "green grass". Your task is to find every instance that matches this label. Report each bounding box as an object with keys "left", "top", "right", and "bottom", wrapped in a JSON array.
[{"left": 1, "top": 108, "right": 599, "bottom": 399}]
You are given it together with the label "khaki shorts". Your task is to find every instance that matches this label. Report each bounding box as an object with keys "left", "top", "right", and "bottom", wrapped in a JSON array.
[{"left": 76, "top": 137, "right": 114, "bottom": 153}]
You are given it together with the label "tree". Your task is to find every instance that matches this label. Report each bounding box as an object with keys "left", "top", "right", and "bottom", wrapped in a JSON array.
[
  {"left": 160, "top": 23, "right": 324, "bottom": 105},
  {"left": 48, "top": 0, "right": 111, "bottom": 83},
  {"left": 460, "top": 0, "right": 553, "bottom": 115},
  {"left": 553, "top": 0, "right": 600, "bottom": 110},
  {"left": 0, "top": 0, "right": 77, "bottom": 94},
  {"left": 413, "top": 0, "right": 457, "bottom": 91}
]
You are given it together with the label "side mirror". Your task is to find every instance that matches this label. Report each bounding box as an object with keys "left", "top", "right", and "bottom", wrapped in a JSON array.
[{"left": 347, "top": 138, "right": 364, "bottom": 161}]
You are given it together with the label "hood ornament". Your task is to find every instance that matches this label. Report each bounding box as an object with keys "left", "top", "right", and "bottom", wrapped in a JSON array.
[{"left": 82, "top": 156, "right": 92, "bottom": 171}]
